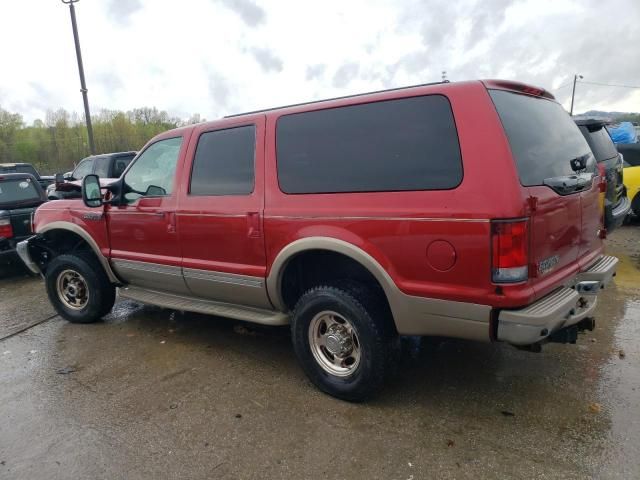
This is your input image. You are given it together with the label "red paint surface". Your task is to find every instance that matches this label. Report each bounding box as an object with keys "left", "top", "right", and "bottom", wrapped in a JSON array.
[{"left": 33, "top": 79, "right": 604, "bottom": 310}]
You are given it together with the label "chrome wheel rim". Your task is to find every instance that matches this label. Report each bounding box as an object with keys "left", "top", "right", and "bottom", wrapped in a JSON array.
[
  {"left": 56, "top": 269, "right": 89, "bottom": 310},
  {"left": 308, "top": 310, "right": 361, "bottom": 377}
]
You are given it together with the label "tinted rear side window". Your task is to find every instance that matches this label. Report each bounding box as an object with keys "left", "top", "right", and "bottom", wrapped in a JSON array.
[
  {"left": 112, "top": 155, "right": 135, "bottom": 177},
  {"left": 578, "top": 126, "right": 618, "bottom": 162},
  {"left": 190, "top": 125, "right": 256, "bottom": 196},
  {"left": 490, "top": 90, "right": 593, "bottom": 186},
  {"left": 276, "top": 95, "right": 462, "bottom": 194}
]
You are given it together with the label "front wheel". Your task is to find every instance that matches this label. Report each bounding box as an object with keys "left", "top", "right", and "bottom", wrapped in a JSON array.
[
  {"left": 45, "top": 252, "right": 116, "bottom": 323},
  {"left": 291, "top": 284, "right": 395, "bottom": 402}
]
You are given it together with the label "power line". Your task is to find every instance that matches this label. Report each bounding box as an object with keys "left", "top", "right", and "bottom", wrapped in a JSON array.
[{"left": 577, "top": 80, "right": 640, "bottom": 89}]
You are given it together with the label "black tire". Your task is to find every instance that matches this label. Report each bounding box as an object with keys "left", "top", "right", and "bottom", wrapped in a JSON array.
[
  {"left": 291, "top": 283, "right": 395, "bottom": 402},
  {"left": 45, "top": 251, "right": 116, "bottom": 323}
]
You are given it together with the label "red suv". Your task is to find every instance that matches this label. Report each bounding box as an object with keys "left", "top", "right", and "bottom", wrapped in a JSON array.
[{"left": 18, "top": 80, "right": 617, "bottom": 401}]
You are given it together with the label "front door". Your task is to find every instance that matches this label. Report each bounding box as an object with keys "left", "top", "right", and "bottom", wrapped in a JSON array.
[
  {"left": 107, "top": 134, "right": 190, "bottom": 294},
  {"left": 177, "top": 115, "right": 271, "bottom": 309}
]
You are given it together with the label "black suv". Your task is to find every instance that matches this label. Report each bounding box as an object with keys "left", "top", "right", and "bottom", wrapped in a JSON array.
[
  {"left": 47, "top": 151, "right": 136, "bottom": 199},
  {"left": 0, "top": 173, "right": 47, "bottom": 264},
  {"left": 0, "top": 163, "right": 54, "bottom": 190},
  {"left": 575, "top": 117, "right": 630, "bottom": 231}
]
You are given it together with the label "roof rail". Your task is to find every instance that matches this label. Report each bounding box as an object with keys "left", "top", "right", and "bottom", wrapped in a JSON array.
[{"left": 224, "top": 80, "right": 448, "bottom": 118}]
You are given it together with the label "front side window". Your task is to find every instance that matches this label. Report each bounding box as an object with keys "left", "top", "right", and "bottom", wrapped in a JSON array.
[
  {"left": 276, "top": 95, "right": 463, "bottom": 194},
  {"left": 123, "top": 137, "right": 182, "bottom": 203},
  {"left": 189, "top": 125, "right": 256, "bottom": 196},
  {"left": 73, "top": 158, "right": 94, "bottom": 180}
]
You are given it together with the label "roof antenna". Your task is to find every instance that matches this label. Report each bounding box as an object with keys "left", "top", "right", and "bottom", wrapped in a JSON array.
[{"left": 441, "top": 70, "right": 449, "bottom": 83}]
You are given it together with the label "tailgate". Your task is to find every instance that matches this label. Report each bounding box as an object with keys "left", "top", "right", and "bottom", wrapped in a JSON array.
[
  {"left": 489, "top": 89, "right": 601, "bottom": 295},
  {"left": 9, "top": 207, "right": 35, "bottom": 238}
]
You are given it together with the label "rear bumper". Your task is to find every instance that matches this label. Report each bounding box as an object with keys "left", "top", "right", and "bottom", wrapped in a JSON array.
[
  {"left": 497, "top": 255, "right": 618, "bottom": 346},
  {"left": 605, "top": 196, "right": 631, "bottom": 231},
  {"left": 15, "top": 236, "right": 41, "bottom": 274},
  {"left": 0, "top": 235, "right": 31, "bottom": 260}
]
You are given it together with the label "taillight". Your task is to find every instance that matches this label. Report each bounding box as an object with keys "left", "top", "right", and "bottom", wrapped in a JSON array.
[
  {"left": 491, "top": 219, "right": 529, "bottom": 283},
  {"left": 0, "top": 218, "right": 13, "bottom": 239}
]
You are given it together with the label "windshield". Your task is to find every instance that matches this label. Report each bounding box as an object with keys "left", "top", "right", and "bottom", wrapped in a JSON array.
[
  {"left": 490, "top": 90, "right": 594, "bottom": 186},
  {"left": 0, "top": 177, "right": 41, "bottom": 206}
]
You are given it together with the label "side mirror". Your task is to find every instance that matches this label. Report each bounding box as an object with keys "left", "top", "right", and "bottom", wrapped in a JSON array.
[
  {"left": 82, "top": 174, "right": 103, "bottom": 208},
  {"left": 55, "top": 173, "right": 65, "bottom": 185}
]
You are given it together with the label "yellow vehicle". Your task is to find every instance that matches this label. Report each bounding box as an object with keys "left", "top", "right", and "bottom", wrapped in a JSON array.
[
  {"left": 618, "top": 143, "right": 640, "bottom": 216},
  {"left": 624, "top": 163, "right": 640, "bottom": 216}
]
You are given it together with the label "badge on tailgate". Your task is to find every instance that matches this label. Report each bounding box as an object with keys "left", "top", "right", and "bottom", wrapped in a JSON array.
[{"left": 538, "top": 255, "right": 559, "bottom": 275}]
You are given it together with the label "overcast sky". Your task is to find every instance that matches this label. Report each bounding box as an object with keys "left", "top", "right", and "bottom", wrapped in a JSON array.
[{"left": 2, "top": 0, "right": 639, "bottom": 123}]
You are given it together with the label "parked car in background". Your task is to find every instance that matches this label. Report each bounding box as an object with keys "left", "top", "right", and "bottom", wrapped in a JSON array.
[
  {"left": 0, "top": 163, "right": 54, "bottom": 190},
  {"left": 618, "top": 144, "right": 640, "bottom": 216},
  {"left": 47, "top": 151, "right": 136, "bottom": 200},
  {"left": 18, "top": 80, "right": 617, "bottom": 401},
  {"left": 575, "top": 117, "right": 630, "bottom": 231},
  {"left": 0, "top": 173, "right": 47, "bottom": 265}
]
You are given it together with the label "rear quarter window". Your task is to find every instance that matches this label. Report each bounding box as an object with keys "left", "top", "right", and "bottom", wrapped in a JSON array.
[{"left": 276, "top": 95, "right": 463, "bottom": 194}]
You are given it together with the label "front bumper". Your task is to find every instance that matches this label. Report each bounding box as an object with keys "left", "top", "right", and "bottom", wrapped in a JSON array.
[
  {"left": 15, "top": 236, "right": 41, "bottom": 275},
  {"left": 497, "top": 255, "right": 618, "bottom": 346}
]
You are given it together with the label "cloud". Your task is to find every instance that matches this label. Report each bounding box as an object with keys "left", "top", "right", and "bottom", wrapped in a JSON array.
[
  {"left": 249, "top": 47, "right": 283, "bottom": 73},
  {"left": 333, "top": 63, "right": 360, "bottom": 89},
  {"left": 106, "top": 0, "right": 143, "bottom": 24},
  {"left": 306, "top": 64, "right": 326, "bottom": 81},
  {"left": 215, "top": 0, "right": 265, "bottom": 27},
  {"left": 2, "top": 0, "right": 640, "bottom": 124},
  {"left": 207, "top": 71, "right": 231, "bottom": 112}
]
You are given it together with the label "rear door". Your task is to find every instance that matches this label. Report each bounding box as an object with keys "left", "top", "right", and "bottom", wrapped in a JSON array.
[
  {"left": 177, "top": 116, "right": 270, "bottom": 309},
  {"left": 490, "top": 90, "right": 600, "bottom": 289}
]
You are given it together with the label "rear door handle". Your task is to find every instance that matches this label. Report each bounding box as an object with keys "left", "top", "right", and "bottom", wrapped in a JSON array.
[
  {"left": 160, "top": 211, "right": 176, "bottom": 233},
  {"left": 247, "top": 212, "right": 262, "bottom": 238}
]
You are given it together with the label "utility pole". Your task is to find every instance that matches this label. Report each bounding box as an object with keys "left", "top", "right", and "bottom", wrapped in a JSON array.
[
  {"left": 62, "top": 0, "right": 96, "bottom": 155},
  {"left": 569, "top": 74, "right": 583, "bottom": 116}
]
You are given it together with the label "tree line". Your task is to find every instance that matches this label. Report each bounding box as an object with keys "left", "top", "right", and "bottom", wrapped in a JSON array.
[{"left": 0, "top": 106, "right": 205, "bottom": 174}]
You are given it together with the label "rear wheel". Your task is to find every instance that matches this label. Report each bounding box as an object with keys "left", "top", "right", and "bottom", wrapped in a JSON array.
[
  {"left": 45, "top": 252, "right": 116, "bottom": 323},
  {"left": 291, "top": 283, "right": 395, "bottom": 402}
]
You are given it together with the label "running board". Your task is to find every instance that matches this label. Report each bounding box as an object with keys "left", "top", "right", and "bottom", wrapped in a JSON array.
[{"left": 118, "top": 286, "right": 290, "bottom": 326}]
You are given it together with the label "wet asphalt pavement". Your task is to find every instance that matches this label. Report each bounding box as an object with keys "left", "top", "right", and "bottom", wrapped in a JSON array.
[{"left": 1, "top": 226, "right": 639, "bottom": 479}]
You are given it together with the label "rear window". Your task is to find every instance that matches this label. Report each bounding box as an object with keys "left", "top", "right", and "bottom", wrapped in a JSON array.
[
  {"left": 276, "top": 95, "right": 463, "bottom": 194},
  {"left": 0, "top": 164, "right": 39, "bottom": 178},
  {"left": 578, "top": 126, "right": 618, "bottom": 162},
  {"left": 490, "top": 90, "right": 593, "bottom": 186},
  {"left": 0, "top": 178, "right": 40, "bottom": 205}
]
